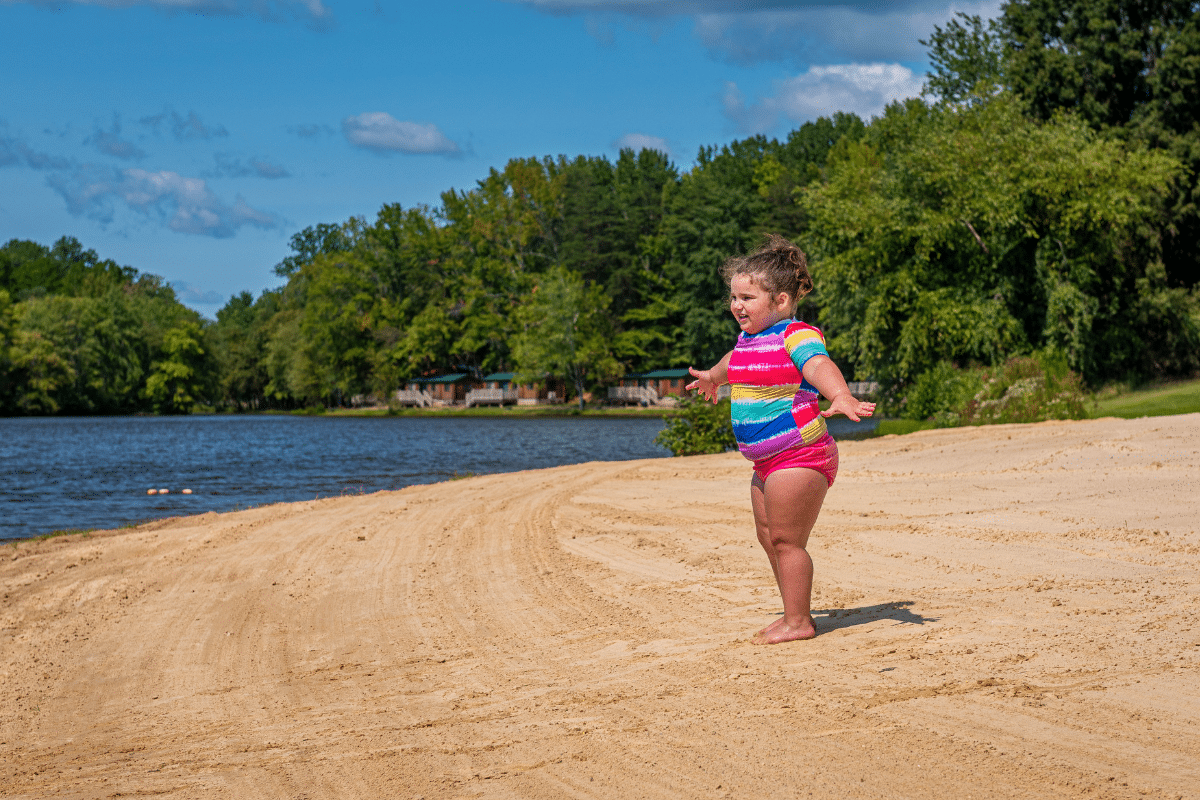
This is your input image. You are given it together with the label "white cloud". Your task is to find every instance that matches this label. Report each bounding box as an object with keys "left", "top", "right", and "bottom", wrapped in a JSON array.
[
  {"left": 342, "top": 112, "right": 460, "bottom": 156},
  {"left": 724, "top": 63, "right": 925, "bottom": 133},
  {"left": 614, "top": 133, "right": 671, "bottom": 156},
  {"left": 47, "top": 165, "right": 280, "bottom": 237},
  {"left": 2, "top": 0, "right": 333, "bottom": 26}
]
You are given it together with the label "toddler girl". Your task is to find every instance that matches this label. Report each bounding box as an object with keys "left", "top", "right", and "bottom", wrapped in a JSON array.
[{"left": 687, "top": 235, "right": 874, "bottom": 644}]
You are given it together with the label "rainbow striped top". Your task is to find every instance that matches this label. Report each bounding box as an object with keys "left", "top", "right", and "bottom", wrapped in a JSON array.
[{"left": 728, "top": 318, "right": 829, "bottom": 462}]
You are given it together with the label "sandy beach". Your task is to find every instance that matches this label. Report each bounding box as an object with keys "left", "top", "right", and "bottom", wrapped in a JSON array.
[{"left": 2, "top": 415, "right": 1198, "bottom": 799}]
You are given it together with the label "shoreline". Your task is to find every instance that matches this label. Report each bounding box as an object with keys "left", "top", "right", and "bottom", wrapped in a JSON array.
[
  {"left": 3, "top": 414, "right": 1198, "bottom": 799},
  {"left": 1, "top": 412, "right": 872, "bottom": 542}
]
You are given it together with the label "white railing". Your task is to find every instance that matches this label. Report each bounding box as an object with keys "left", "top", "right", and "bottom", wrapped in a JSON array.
[
  {"left": 465, "top": 387, "right": 518, "bottom": 407},
  {"left": 394, "top": 388, "right": 433, "bottom": 407},
  {"left": 846, "top": 381, "right": 880, "bottom": 397},
  {"left": 608, "top": 386, "right": 659, "bottom": 405}
]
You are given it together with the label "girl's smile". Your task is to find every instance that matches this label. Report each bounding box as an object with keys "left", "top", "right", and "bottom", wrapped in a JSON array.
[{"left": 730, "top": 274, "right": 793, "bottom": 334}]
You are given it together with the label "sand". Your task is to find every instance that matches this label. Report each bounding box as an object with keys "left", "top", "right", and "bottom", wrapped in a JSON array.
[{"left": 2, "top": 415, "right": 1199, "bottom": 799}]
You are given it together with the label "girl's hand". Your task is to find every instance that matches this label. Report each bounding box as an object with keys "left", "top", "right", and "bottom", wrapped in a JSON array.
[
  {"left": 820, "top": 393, "right": 876, "bottom": 422},
  {"left": 686, "top": 366, "right": 721, "bottom": 404}
]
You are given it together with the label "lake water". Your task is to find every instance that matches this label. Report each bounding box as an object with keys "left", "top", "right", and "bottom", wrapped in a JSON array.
[{"left": 0, "top": 414, "right": 877, "bottom": 540}]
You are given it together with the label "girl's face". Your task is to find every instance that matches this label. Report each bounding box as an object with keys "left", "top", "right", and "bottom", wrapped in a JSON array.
[{"left": 730, "top": 273, "right": 793, "bottom": 334}]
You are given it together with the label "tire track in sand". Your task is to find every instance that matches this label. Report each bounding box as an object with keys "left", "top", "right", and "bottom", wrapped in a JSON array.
[{"left": 2, "top": 415, "right": 1199, "bottom": 799}]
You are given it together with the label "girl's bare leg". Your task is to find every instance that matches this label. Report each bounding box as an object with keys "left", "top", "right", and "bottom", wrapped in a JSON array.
[
  {"left": 750, "top": 479, "right": 782, "bottom": 635},
  {"left": 751, "top": 486, "right": 783, "bottom": 637},
  {"left": 752, "top": 467, "right": 828, "bottom": 644}
]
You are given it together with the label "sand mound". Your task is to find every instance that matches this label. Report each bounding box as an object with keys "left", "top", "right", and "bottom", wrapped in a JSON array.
[{"left": 2, "top": 415, "right": 1198, "bottom": 799}]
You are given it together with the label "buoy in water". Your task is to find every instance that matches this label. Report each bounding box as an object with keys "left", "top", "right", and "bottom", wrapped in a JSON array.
[
  {"left": 181, "top": 488, "right": 193, "bottom": 495},
  {"left": 146, "top": 488, "right": 156, "bottom": 495},
  {"left": 158, "top": 488, "right": 170, "bottom": 494}
]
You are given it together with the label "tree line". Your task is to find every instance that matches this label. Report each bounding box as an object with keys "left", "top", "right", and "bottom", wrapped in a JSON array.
[
  {"left": 3, "top": 0, "right": 1198, "bottom": 416},
  {"left": 0, "top": 237, "right": 212, "bottom": 414}
]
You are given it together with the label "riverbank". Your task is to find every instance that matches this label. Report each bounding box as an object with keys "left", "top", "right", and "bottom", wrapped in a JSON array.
[
  {"left": 3, "top": 414, "right": 1198, "bottom": 799},
  {"left": 321, "top": 403, "right": 673, "bottom": 418}
]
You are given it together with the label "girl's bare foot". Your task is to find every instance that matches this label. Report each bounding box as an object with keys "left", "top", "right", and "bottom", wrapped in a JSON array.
[
  {"left": 756, "top": 615, "right": 786, "bottom": 637},
  {"left": 751, "top": 616, "right": 816, "bottom": 645}
]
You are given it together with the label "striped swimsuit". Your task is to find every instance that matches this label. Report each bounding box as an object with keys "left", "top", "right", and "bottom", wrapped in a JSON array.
[{"left": 728, "top": 318, "right": 839, "bottom": 486}]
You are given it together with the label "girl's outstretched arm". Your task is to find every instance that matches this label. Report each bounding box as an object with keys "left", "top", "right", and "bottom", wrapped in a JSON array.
[
  {"left": 802, "top": 355, "right": 876, "bottom": 421},
  {"left": 686, "top": 351, "right": 732, "bottom": 404}
]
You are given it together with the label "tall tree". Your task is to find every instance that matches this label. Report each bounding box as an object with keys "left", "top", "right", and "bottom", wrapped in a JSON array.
[
  {"left": 1000, "top": 0, "right": 1200, "bottom": 287},
  {"left": 922, "top": 12, "right": 1006, "bottom": 103},
  {"left": 661, "top": 139, "right": 773, "bottom": 368},
  {"left": 273, "top": 222, "right": 356, "bottom": 278},
  {"left": 144, "top": 320, "right": 209, "bottom": 414},
  {"left": 511, "top": 268, "right": 619, "bottom": 410},
  {"left": 805, "top": 93, "right": 1186, "bottom": 387}
]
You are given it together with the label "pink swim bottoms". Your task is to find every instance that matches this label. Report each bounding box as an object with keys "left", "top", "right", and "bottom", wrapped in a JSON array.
[{"left": 751, "top": 433, "right": 839, "bottom": 489}]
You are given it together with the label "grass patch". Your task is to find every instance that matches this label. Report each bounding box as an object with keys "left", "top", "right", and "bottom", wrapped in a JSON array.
[
  {"left": 37, "top": 528, "right": 92, "bottom": 542},
  {"left": 1093, "top": 378, "right": 1200, "bottom": 419},
  {"left": 325, "top": 404, "right": 671, "bottom": 419}
]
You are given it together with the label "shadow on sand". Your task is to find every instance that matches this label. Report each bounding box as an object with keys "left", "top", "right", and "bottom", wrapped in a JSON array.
[{"left": 811, "top": 601, "right": 936, "bottom": 634}]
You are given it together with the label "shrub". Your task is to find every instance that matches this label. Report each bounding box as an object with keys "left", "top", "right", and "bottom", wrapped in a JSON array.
[
  {"left": 894, "top": 352, "right": 1087, "bottom": 427},
  {"left": 901, "top": 361, "right": 983, "bottom": 424},
  {"left": 960, "top": 352, "right": 1087, "bottom": 425},
  {"left": 655, "top": 396, "right": 735, "bottom": 456}
]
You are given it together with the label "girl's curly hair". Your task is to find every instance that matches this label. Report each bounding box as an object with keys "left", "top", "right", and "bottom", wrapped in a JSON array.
[{"left": 720, "top": 234, "right": 813, "bottom": 302}]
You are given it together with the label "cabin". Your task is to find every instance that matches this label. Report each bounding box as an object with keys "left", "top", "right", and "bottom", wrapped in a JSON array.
[
  {"left": 608, "top": 368, "right": 691, "bottom": 406},
  {"left": 641, "top": 368, "right": 691, "bottom": 398},
  {"left": 465, "top": 372, "right": 519, "bottom": 407},
  {"left": 398, "top": 372, "right": 571, "bottom": 407},
  {"left": 513, "top": 375, "right": 568, "bottom": 405},
  {"left": 407, "top": 373, "right": 472, "bottom": 405}
]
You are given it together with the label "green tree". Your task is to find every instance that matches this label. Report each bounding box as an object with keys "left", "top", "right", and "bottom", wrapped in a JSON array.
[
  {"left": 8, "top": 328, "right": 74, "bottom": 414},
  {"left": 1001, "top": 0, "right": 1194, "bottom": 129},
  {"left": 661, "top": 140, "right": 772, "bottom": 368},
  {"left": 511, "top": 267, "right": 619, "bottom": 410},
  {"left": 805, "top": 93, "right": 1182, "bottom": 387},
  {"left": 273, "top": 222, "right": 356, "bottom": 278},
  {"left": 1, "top": 237, "right": 136, "bottom": 300},
  {"left": 922, "top": 12, "right": 1005, "bottom": 103},
  {"left": 261, "top": 308, "right": 313, "bottom": 406},
  {"left": 296, "top": 251, "right": 380, "bottom": 405},
  {"left": 11, "top": 294, "right": 146, "bottom": 413},
  {"left": 211, "top": 290, "right": 274, "bottom": 409},
  {"left": 1000, "top": 0, "right": 1200, "bottom": 288},
  {"left": 144, "top": 320, "right": 208, "bottom": 413},
  {"left": 0, "top": 289, "right": 18, "bottom": 412}
]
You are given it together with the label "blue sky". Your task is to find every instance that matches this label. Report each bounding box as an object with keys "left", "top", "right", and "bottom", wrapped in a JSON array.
[{"left": 1, "top": 0, "right": 999, "bottom": 316}]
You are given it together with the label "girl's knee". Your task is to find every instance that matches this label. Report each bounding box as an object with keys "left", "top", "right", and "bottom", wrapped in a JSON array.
[{"left": 770, "top": 535, "right": 808, "bottom": 553}]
